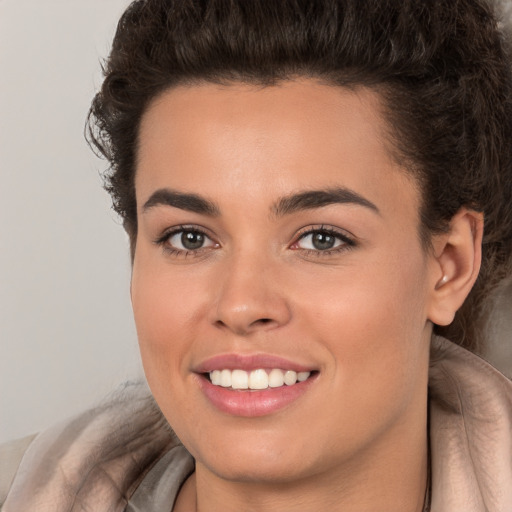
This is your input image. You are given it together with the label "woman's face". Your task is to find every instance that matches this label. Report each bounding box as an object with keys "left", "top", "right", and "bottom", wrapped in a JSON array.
[{"left": 132, "top": 80, "right": 436, "bottom": 484}]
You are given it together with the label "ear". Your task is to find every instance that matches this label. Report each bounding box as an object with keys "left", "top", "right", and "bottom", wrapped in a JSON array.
[{"left": 427, "top": 208, "right": 484, "bottom": 326}]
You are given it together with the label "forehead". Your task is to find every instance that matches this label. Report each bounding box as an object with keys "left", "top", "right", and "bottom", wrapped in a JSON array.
[{"left": 136, "top": 80, "right": 418, "bottom": 215}]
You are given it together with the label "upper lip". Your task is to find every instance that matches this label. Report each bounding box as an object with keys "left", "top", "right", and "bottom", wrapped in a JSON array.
[{"left": 194, "top": 353, "right": 316, "bottom": 373}]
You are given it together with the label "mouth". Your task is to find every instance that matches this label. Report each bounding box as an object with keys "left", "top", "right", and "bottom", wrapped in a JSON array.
[
  {"left": 195, "top": 355, "right": 319, "bottom": 417},
  {"left": 205, "top": 368, "right": 315, "bottom": 390}
]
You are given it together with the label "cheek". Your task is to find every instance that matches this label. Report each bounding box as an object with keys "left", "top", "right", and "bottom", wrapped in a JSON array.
[
  {"left": 295, "top": 249, "right": 429, "bottom": 399},
  {"left": 131, "top": 259, "right": 225, "bottom": 453},
  {"left": 290, "top": 258, "right": 430, "bottom": 458},
  {"left": 131, "top": 265, "right": 212, "bottom": 441},
  {"left": 131, "top": 259, "right": 204, "bottom": 387}
]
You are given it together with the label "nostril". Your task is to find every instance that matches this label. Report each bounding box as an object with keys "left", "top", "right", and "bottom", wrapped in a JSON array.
[
  {"left": 214, "top": 317, "right": 276, "bottom": 335},
  {"left": 250, "top": 318, "right": 273, "bottom": 328}
]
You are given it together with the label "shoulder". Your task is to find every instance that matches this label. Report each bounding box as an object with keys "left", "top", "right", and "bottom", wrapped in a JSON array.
[
  {"left": 429, "top": 336, "right": 512, "bottom": 511},
  {"left": 0, "top": 434, "right": 37, "bottom": 508},
  {"left": 1, "top": 382, "right": 187, "bottom": 511},
  {"left": 429, "top": 335, "right": 512, "bottom": 415}
]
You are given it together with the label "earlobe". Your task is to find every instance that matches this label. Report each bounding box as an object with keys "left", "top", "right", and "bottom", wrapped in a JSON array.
[{"left": 427, "top": 208, "right": 484, "bottom": 326}]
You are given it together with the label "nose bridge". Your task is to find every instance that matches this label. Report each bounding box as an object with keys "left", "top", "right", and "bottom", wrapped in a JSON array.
[{"left": 212, "top": 243, "right": 290, "bottom": 334}]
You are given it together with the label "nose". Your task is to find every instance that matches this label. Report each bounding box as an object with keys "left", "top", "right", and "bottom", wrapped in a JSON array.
[{"left": 211, "top": 251, "right": 292, "bottom": 336}]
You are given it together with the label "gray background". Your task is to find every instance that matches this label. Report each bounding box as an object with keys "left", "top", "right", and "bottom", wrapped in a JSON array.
[
  {"left": 0, "top": 0, "right": 140, "bottom": 443},
  {"left": 1, "top": 0, "right": 511, "bottom": 444}
]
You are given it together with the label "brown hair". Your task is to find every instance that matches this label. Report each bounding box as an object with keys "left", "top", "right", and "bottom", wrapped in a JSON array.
[{"left": 87, "top": 0, "right": 512, "bottom": 353}]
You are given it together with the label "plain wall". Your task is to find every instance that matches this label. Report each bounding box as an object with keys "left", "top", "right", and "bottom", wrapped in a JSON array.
[
  {"left": 0, "top": 0, "right": 140, "bottom": 443},
  {"left": 1, "top": 0, "right": 511, "bottom": 445}
]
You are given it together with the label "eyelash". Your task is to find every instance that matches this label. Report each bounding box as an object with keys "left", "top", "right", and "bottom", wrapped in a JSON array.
[
  {"left": 154, "top": 224, "right": 356, "bottom": 258},
  {"left": 291, "top": 225, "right": 356, "bottom": 257},
  {"left": 154, "top": 225, "right": 217, "bottom": 258}
]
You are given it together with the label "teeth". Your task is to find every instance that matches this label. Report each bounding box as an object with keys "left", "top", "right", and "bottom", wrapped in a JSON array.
[
  {"left": 210, "top": 370, "right": 221, "bottom": 385},
  {"left": 208, "top": 369, "right": 311, "bottom": 390},
  {"left": 220, "top": 369, "right": 232, "bottom": 388},
  {"left": 268, "top": 368, "right": 284, "bottom": 388},
  {"left": 249, "top": 369, "right": 268, "bottom": 390},
  {"left": 284, "top": 370, "right": 297, "bottom": 386},
  {"left": 231, "top": 369, "right": 249, "bottom": 390},
  {"left": 297, "top": 371, "right": 310, "bottom": 382}
]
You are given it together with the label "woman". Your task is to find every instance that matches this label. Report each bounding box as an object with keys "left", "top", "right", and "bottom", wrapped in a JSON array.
[{"left": 2, "top": 0, "right": 512, "bottom": 510}]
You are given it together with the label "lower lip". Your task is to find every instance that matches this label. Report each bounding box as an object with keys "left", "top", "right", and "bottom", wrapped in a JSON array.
[{"left": 197, "top": 374, "right": 317, "bottom": 417}]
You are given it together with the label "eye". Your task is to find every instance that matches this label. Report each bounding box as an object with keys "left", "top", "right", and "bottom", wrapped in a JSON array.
[
  {"left": 291, "top": 226, "right": 355, "bottom": 253},
  {"left": 299, "top": 231, "right": 340, "bottom": 251},
  {"left": 169, "top": 230, "right": 210, "bottom": 250},
  {"left": 156, "top": 226, "right": 218, "bottom": 255}
]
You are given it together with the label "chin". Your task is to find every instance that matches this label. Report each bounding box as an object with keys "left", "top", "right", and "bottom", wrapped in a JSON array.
[
  {"left": 200, "top": 453, "right": 314, "bottom": 485},
  {"left": 185, "top": 425, "right": 318, "bottom": 484}
]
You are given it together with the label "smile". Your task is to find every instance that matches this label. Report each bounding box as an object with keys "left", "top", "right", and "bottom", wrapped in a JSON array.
[
  {"left": 209, "top": 369, "right": 311, "bottom": 390},
  {"left": 195, "top": 354, "right": 318, "bottom": 416}
]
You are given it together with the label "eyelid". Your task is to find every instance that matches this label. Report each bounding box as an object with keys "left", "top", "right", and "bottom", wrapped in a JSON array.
[
  {"left": 154, "top": 224, "right": 211, "bottom": 243},
  {"left": 154, "top": 224, "right": 219, "bottom": 256},
  {"left": 153, "top": 223, "right": 355, "bottom": 258},
  {"left": 290, "top": 225, "right": 356, "bottom": 253}
]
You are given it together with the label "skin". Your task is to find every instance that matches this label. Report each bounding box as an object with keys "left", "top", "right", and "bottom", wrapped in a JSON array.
[{"left": 131, "top": 80, "right": 482, "bottom": 511}]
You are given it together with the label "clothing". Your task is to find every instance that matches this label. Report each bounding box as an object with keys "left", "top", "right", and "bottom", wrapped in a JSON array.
[{"left": 2, "top": 336, "right": 512, "bottom": 511}]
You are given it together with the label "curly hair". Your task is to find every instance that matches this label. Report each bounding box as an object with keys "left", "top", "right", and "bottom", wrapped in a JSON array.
[{"left": 87, "top": 0, "right": 512, "bottom": 354}]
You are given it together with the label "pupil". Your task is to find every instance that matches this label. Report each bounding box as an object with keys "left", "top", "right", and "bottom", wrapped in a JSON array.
[
  {"left": 312, "top": 232, "right": 335, "bottom": 250},
  {"left": 181, "top": 231, "right": 204, "bottom": 250}
]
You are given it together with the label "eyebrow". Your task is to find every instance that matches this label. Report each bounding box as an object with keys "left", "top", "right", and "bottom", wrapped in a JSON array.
[
  {"left": 142, "top": 186, "right": 379, "bottom": 217},
  {"left": 272, "top": 187, "right": 380, "bottom": 217},
  {"left": 142, "top": 189, "right": 220, "bottom": 216}
]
